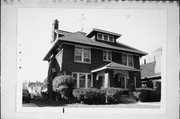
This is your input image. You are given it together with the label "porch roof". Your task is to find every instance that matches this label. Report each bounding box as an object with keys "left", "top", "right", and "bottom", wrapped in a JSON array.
[{"left": 91, "top": 62, "right": 141, "bottom": 73}]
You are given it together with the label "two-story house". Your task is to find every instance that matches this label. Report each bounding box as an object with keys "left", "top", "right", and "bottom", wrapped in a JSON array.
[{"left": 43, "top": 19, "right": 147, "bottom": 93}]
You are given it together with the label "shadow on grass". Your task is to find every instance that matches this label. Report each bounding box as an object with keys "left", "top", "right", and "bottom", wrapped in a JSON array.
[{"left": 31, "top": 99, "right": 67, "bottom": 107}]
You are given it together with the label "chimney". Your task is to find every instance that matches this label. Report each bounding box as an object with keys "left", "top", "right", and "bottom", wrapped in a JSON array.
[
  {"left": 144, "top": 59, "right": 146, "bottom": 64},
  {"left": 53, "top": 19, "right": 59, "bottom": 30},
  {"left": 51, "top": 19, "right": 59, "bottom": 43}
]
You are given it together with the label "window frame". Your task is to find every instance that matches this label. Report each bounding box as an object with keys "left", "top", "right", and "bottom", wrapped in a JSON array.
[
  {"left": 103, "top": 50, "right": 112, "bottom": 62},
  {"left": 97, "top": 33, "right": 114, "bottom": 43},
  {"left": 121, "top": 53, "right": 134, "bottom": 67},
  {"left": 74, "top": 46, "right": 91, "bottom": 64},
  {"left": 72, "top": 72, "right": 92, "bottom": 88}
]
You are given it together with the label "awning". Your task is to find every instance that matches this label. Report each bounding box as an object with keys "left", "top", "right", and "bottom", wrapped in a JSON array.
[{"left": 91, "top": 62, "right": 141, "bottom": 73}]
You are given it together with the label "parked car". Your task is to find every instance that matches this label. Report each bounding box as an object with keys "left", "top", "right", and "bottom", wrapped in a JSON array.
[{"left": 23, "top": 89, "right": 31, "bottom": 103}]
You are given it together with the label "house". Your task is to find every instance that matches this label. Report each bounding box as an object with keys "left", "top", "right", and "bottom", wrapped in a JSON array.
[
  {"left": 27, "top": 81, "right": 44, "bottom": 98},
  {"left": 140, "top": 48, "right": 162, "bottom": 87},
  {"left": 43, "top": 19, "right": 147, "bottom": 93}
]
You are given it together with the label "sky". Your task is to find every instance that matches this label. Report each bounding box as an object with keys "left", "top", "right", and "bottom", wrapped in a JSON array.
[{"left": 18, "top": 8, "right": 166, "bottom": 82}]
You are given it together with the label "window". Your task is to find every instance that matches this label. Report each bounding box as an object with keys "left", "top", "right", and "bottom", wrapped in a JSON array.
[
  {"left": 72, "top": 73, "right": 77, "bottom": 88},
  {"left": 103, "top": 50, "right": 112, "bottom": 61},
  {"left": 84, "top": 48, "right": 91, "bottom": 62},
  {"left": 75, "top": 47, "right": 82, "bottom": 61},
  {"left": 128, "top": 55, "right": 133, "bottom": 67},
  {"left": 104, "top": 35, "right": 108, "bottom": 41},
  {"left": 97, "top": 34, "right": 103, "bottom": 40},
  {"left": 122, "top": 54, "right": 133, "bottom": 67},
  {"left": 109, "top": 36, "right": 114, "bottom": 42},
  {"left": 74, "top": 46, "right": 91, "bottom": 63},
  {"left": 97, "top": 33, "right": 114, "bottom": 42},
  {"left": 134, "top": 76, "right": 136, "bottom": 89},
  {"left": 79, "top": 74, "right": 86, "bottom": 88},
  {"left": 72, "top": 73, "right": 92, "bottom": 88},
  {"left": 122, "top": 54, "right": 127, "bottom": 65},
  {"left": 87, "top": 74, "right": 92, "bottom": 88}
]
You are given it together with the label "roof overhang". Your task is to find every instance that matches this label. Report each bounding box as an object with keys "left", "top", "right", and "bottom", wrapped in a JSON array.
[
  {"left": 43, "top": 32, "right": 147, "bottom": 61},
  {"left": 86, "top": 28, "right": 121, "bottom": 39},
  {"left": 141, "top": 74, "right": 161, "bottom": 80},
  {"left": 91, "top": 62, "right": 141, "bottom": 73},
  {"left": 43, "top": 39, "right": 147, "bottom": 61}
]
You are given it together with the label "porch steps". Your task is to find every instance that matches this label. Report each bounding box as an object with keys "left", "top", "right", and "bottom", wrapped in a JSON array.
[{"left": 121, "top": 92, "right": 137, "bottom": 103}]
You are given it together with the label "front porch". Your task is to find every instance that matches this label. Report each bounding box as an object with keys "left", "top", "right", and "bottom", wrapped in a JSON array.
[{"left": 91, "top": 62, "right": 141, "bottom": 91}]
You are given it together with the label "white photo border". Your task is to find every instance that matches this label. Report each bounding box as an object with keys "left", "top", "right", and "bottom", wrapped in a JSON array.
[{"left": 1, "top": 1, "right": 179, "bottom": 119}]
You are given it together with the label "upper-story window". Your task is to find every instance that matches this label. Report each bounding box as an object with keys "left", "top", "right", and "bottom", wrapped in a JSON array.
[
  {"left": 103, "top": 50, "right": 112, "bottom": 61},
  {"left": 74, "top": 46, "right": 91, "bottom": 63},
  {"left": 97, "top": 33, "right": 114, "bottom": 42},
  {"left": 122, "top": 54, "right": 133, "bottom": 67}
]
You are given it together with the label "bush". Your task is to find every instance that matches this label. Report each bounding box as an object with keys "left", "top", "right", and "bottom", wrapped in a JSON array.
[
  {"left": 135, "top": 88, "right": 161, "bottom": 102},
  {"left": 153, "top": 81, "right": 161, "bottom": 93},
  {"left": 145, "top": 81, "right": 154, "bottom": 88},
  {"left": 52, "top": 75, "right": 76, "bottom": 102},
  {"left": 101, "top": 88, "right": 124, "bottom": 104},
  {"left": 73, "top": 88, "right": 124, "bottom": 104},
  {"left": 73, "top": 88, "right": 106, "bottom": 104}
]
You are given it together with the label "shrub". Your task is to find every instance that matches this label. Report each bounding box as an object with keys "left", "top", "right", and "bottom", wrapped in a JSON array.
[
  {"left": 135, "top": 88, "right": 161, "bottom": 102},
  {"left": 52, "top": 75, "right": 76, "bottom": 102},
  {"left": 153, "top": 81, "right": 161, "bottom": 93},
  {"left": 101, "top": 88, "right": 124, "bottom": 104},
  {"left": 145, "top": 81, "right": 154, "bottom": 88},
  {"left": 73, "top": 88, "right": 106, "bottom": 104},
  {"left": 73, "top": 88, "right": 124, "bottom": 104}
]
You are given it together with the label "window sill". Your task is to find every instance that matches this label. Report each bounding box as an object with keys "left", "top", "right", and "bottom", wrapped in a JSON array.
[
  {"left": 103, "top": 60, "right": 112, "bottom": 62},
  {"left": 74, "top": 61, "right": 91, "bottom": 64},
  {"left": 122, "top": 64, "right": 134, "bottom": 67}
]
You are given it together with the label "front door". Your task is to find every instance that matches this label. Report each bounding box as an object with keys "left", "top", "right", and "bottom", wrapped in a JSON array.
[
  {"left": 116, "top": 74, "right": 127, "bottom": 89},
  {"left": 119, "top": 76, "right": 127, "bottom": 89}
]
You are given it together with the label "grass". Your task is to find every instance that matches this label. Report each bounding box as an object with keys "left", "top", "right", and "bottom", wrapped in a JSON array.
[{"left": 28, "top": 99, "right": 160, "bottom": 108}]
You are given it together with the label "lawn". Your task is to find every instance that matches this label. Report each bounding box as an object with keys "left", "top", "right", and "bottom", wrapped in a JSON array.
[{"left": 25, "top": 99, "right": 160, "bottom": 108}]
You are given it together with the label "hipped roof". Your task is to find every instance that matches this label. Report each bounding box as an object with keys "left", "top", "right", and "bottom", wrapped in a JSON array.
[
  {"left": 43, "top": 31, "right": 147, "bottom": 61},
  {"left": 91, "top": 62, "right": 141, "bottom": 73}
]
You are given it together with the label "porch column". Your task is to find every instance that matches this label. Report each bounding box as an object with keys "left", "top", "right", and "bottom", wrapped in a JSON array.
[{"left": 104, "top": 73, "right": 109, "bottom": 88}]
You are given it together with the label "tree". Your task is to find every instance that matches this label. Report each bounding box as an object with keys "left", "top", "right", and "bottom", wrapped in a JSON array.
[{"left": 52, "top": 75, "right": 76, "bottom": 102}]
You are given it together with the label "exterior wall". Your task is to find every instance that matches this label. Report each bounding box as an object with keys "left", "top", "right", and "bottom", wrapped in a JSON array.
[
  {"left": 60, "top": 43, "right": 141, "bottom": 89},
  {"left": 62, "top": 44, "right": 111, "bottom": 75},
  {"left": 112, "top": 51, "right": 122, "bottom": 64},
  {"left": 133, "top": 56, "right": 140, "bottom": 69}
]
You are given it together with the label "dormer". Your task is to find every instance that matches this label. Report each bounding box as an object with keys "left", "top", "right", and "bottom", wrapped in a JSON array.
[{"left": 86, "top": 28, "right": 121, "bottom": 44}]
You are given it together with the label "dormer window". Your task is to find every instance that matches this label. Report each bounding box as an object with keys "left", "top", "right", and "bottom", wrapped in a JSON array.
[
  {"left": 104, "top": 35, "right": 108, "bottom": 41},
  {"left": 109, "top": 36, "right": 114, "bottom": 42},
  {"left": 97, "top": 33, "right": 103, "bottom": 40},
  {"left": 97, "top": 33, "right": 114, "bottom": 42}
]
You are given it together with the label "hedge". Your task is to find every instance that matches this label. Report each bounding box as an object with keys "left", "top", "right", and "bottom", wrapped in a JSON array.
[
  {"left": 73, "top": 88, "right": 125, "bottom": 104},
  {"left": 101, "top": 88, "right": 124, "bottom": 104},
  {"left": 135, "top": 88, "right": 161, "bottom": 102},
  {"left": 73, "top": 88, "right": 105, "bottom": 104}
]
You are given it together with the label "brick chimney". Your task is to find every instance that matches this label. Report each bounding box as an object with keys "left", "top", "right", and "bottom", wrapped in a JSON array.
[
  {"left": 144, "top": 59, "right": 146, "bottom": 64},
  {"left": 51, "top": 19, "right": 59, "bottom": 43}
]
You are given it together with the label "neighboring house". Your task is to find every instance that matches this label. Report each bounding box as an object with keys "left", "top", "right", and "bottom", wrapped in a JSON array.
[
  {"left": 43, "top": 19, "right": 147, "bottom": 92},
  {"left": 140, "top": 48, "right": 162, "bottom": 86},
  {"left": 28, "top": 81, "right": 44, "bottom": 98}
]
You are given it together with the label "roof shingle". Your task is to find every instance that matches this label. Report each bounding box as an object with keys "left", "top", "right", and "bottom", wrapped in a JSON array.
[
  {"left": 140, "top": 62, "right": 161, "bottom": 79},
  {"left": 43, "top": 31, "right": 147, "bottom": 61}
]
